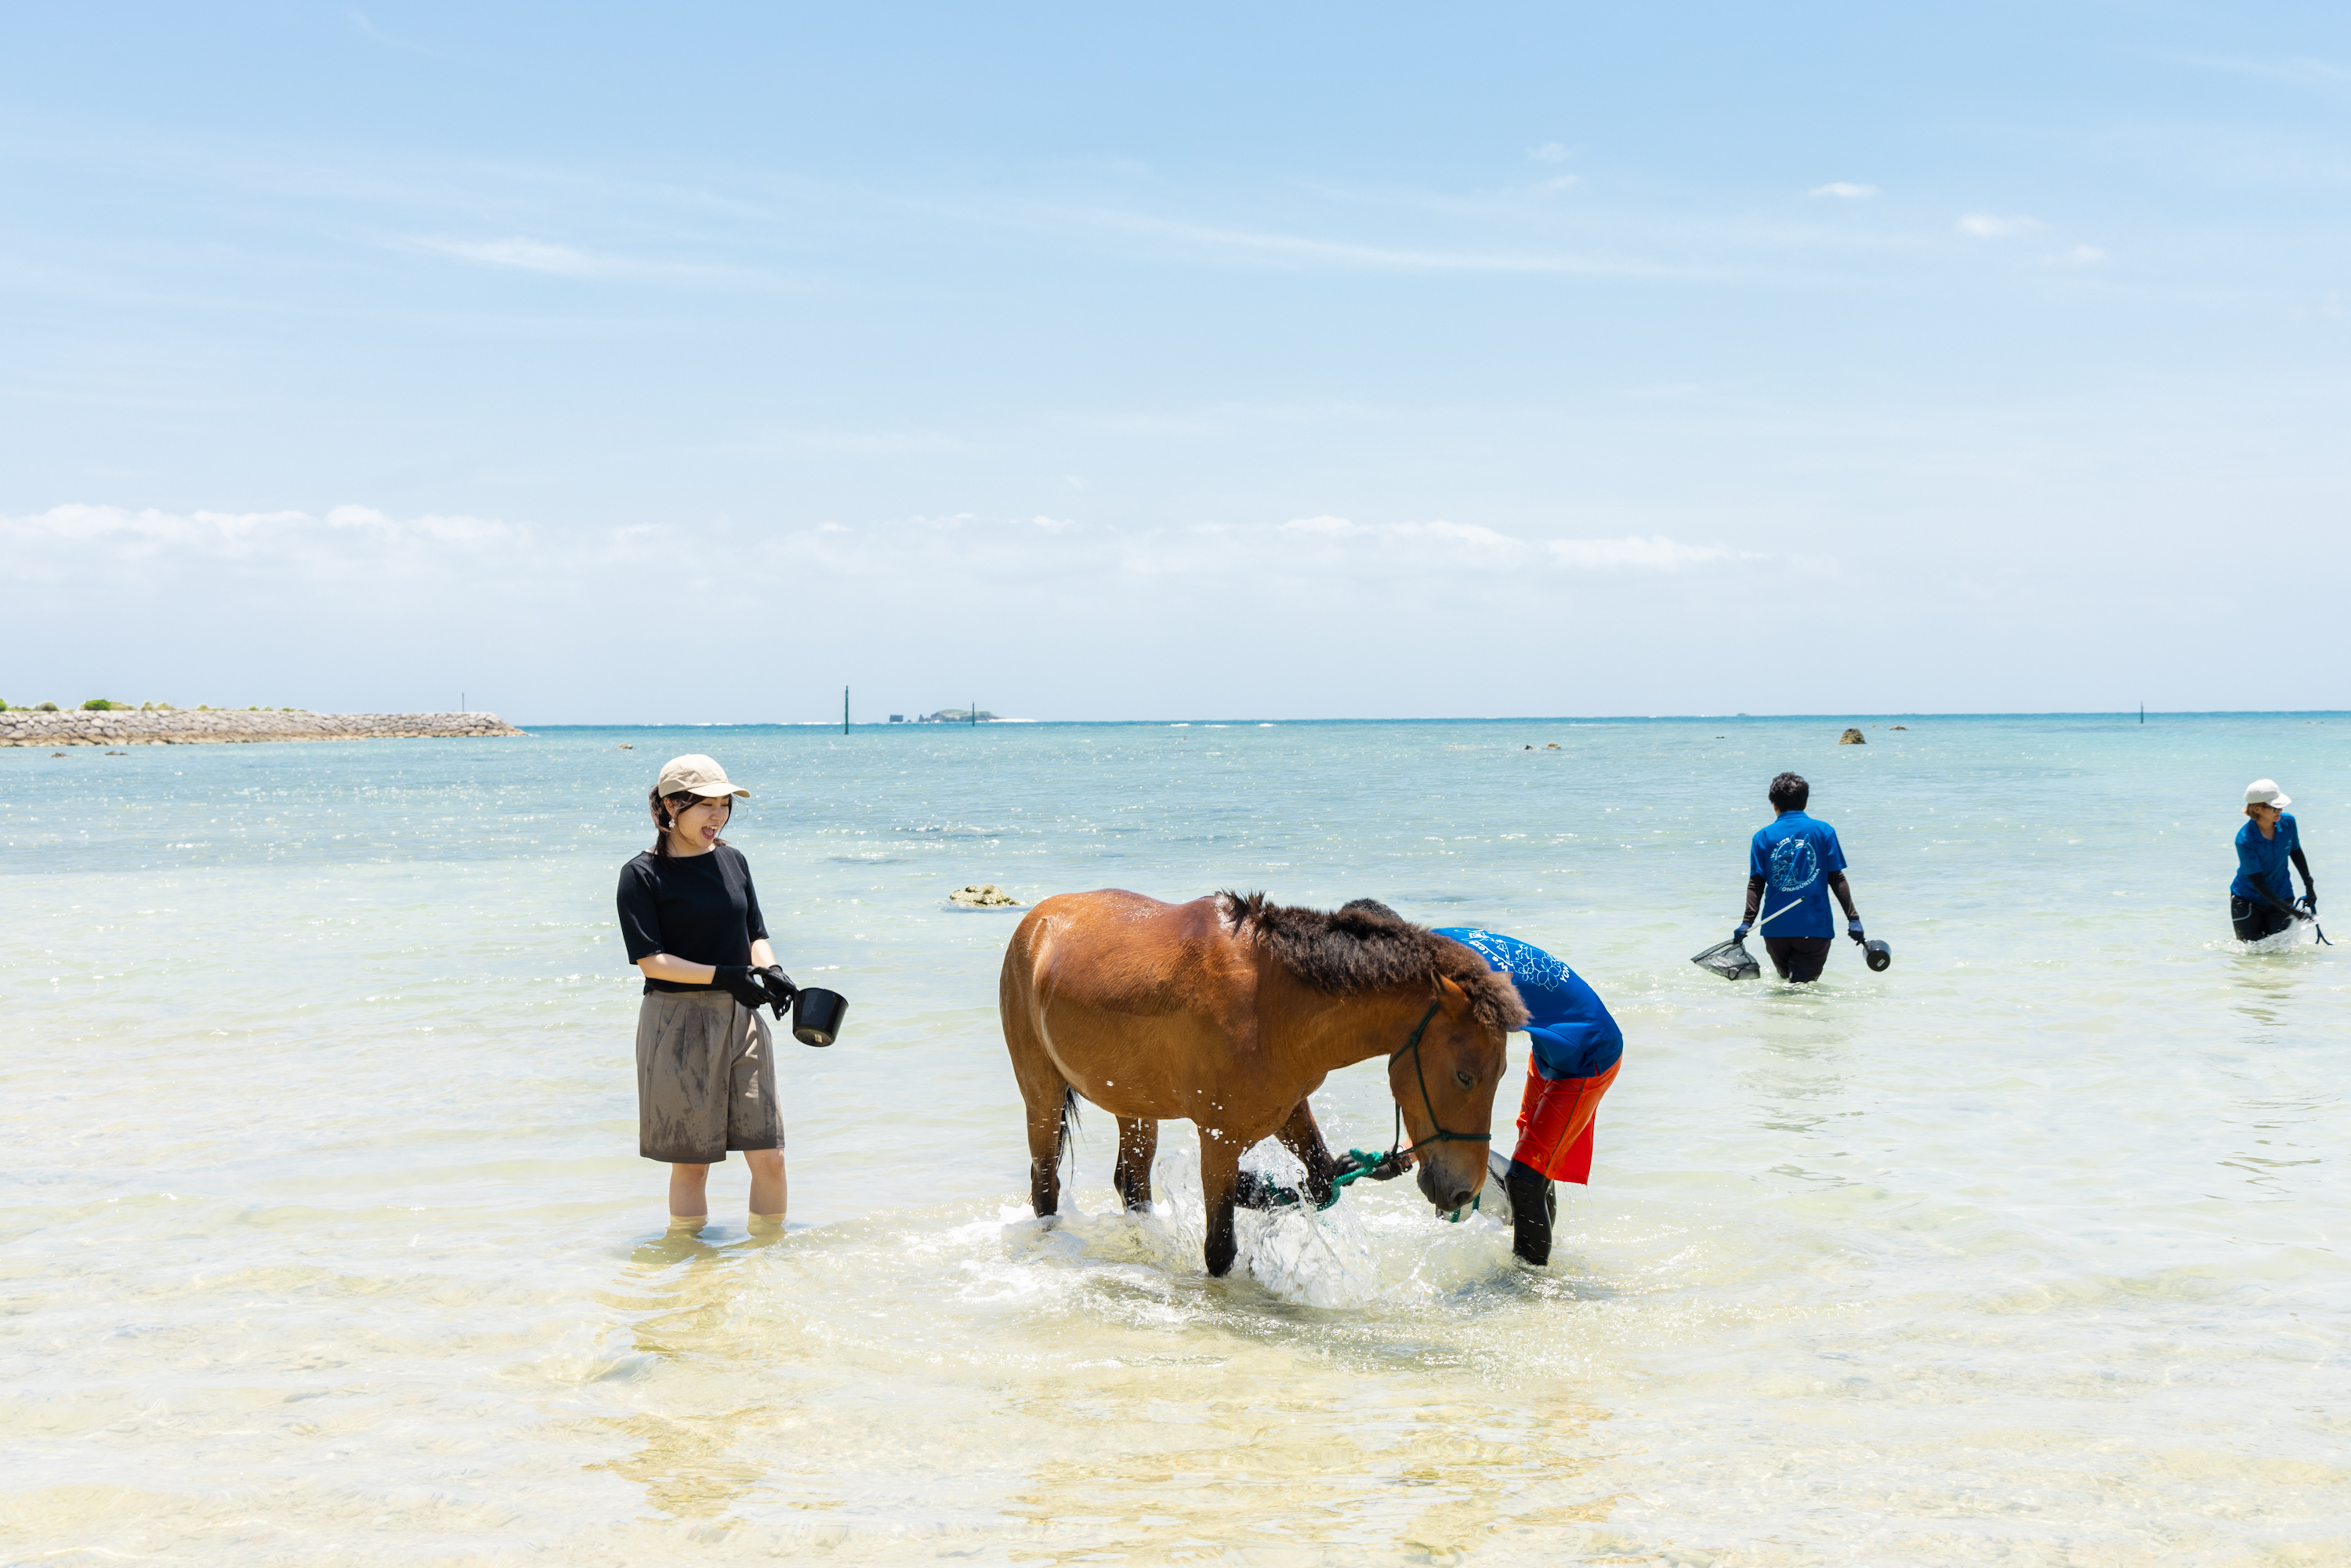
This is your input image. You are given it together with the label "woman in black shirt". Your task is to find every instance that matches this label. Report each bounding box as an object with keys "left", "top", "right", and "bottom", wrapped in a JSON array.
[{"left": 616, "top": 753, "right": 793, "bottom": 1234}]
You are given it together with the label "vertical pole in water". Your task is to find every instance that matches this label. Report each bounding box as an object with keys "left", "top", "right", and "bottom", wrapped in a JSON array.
[
  {"left": 2139, "top": 703, "right": 2144, "bottom": 725},
  {"left": 461, "top": 691, "right": 465, "bottom": 713},
  {"left": 970, "top": 700, "right": 975, "bottom": 727},
  {"left": 843, "top": 686, "right": 849, "bottom": 736}
]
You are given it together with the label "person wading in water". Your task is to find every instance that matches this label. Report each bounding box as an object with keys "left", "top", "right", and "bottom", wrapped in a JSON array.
[
  {"left": 1734, "top": 772, "right": 1864, "bottom": 983},
  {"left": 615, "top": 755, "right": 795, "bottom": 1234},
  {"left": 2233, "top": 779, "right": 2317, "bottom": 942},
  {"left": 1327, "top": 904, "right": 1621, "bottom": 1268},
  {"left": 1428, "top": 924, "right": 1623, "bottom": 1269}
]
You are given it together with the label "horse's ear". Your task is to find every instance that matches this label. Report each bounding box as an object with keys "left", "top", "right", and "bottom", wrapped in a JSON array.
[{"left": 1434, "top": 972, "right": 1471, "bottom": 1019}]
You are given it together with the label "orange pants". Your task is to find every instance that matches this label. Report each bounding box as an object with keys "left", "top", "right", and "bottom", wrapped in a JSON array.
[{"left": 1512, "top": 1059, "right": 1619, "bottom": 1184}]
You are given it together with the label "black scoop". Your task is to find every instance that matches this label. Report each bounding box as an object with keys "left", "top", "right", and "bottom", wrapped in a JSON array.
[
  {"left": 1863, "top": 939, "right": 1893, "bottom": 972},
  {"left": 792, "top": 987, "right": 848, "bottom": 1047}
]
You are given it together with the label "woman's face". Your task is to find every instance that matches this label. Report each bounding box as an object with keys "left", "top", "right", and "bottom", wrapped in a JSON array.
[
  {"left": 2246, "top": 802, "right": 2280, "bottom": 830},
  {"left": 667, "top": 793, "right": 733, "bottom": 850}
]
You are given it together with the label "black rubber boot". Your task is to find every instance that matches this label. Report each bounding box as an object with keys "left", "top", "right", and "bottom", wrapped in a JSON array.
[{"left": 1505, "top": 1159, "right": 1556, "bottom": 1266}]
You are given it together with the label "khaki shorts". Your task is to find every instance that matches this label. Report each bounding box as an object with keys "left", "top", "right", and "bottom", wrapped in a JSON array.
[{"left": 635, "top": 990, "right": 783, "bottom": 1164}]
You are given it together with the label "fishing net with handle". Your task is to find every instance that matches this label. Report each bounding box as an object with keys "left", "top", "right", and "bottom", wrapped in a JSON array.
[{"left": 1691, "top": 935, "right": 1762, "bottom": 981}]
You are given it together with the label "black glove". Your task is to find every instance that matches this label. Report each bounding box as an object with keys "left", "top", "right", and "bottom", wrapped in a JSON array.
[
  {"left": 712, "top": 965, "right": 773, "bottom": 1012},
  {"left": 1847, "top": 918, "right": 1866, "bottom": 941},
  {"left": 1733, "top": 922, "right": 1752, "bottom": 940},
  {"left": 1233, "top": 1169, "right": 1303, "bottom": 1210},
  {"left": 2302, "top": 885, "right": 2318, "bottom": 915},
  {"left": 756, "top": 966, "right": 797, "bottom": 1016},
  {"left": 1334, "top": 1149, "right": 1409, "bottom": 1182}
]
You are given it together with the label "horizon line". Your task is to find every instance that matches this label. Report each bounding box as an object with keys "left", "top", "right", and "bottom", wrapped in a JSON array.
[{"left": 507, "top": 708, "right": 2350, "bottom": 728}]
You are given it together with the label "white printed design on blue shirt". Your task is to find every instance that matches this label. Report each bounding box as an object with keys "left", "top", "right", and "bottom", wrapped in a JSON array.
[
  {"left": 1768, "top": 837, "right": 1820, "bottom": 893},
  {"left": 1449, "top": 928, "right": 1573, "bottom": 992}
]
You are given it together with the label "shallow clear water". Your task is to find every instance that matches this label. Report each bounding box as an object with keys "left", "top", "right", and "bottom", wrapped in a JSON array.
[{"left": 4, "top": 715, "right": 2347, "bottom": 1565}]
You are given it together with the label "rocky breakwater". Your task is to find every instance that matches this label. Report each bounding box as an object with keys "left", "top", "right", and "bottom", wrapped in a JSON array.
[{"left": 0, "top": 711, "right": 527, "bottom": 748}]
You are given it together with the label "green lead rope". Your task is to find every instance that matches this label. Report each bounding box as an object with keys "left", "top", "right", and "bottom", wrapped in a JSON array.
[
  {"left": 1244, "top": 1002, "right": 1488, "bottom": 1214},
  {"left": 1316, "top": 1148, "right": 1411, "bottom": 1211},
  {"left": 1236, "top": 1148, "right": 1409, "bottom": 1214}
]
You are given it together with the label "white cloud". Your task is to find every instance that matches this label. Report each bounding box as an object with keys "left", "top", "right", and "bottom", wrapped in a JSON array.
[
  {"left": 0, "top": 503, "right": 529, "bottom": 584},
  {"left": 2046, "top": 244, "right": 2107, "bottom": 265},
  {"left": 1269, "top": 515, "right": 1749, "bottom": 572},
  {"left": 1956, "top": 213, "right": 2041, "bottom": 238},
  {"left": 346, "top": 9, "right": 427, "bottom": 52},
  {"left": 1809, "top": 183, "right": 1879, "bottom": 199},
  {"left": 2165, "top": 53, "right": 2351, "bottom": 89},
  {"left": 1548, "top": 535, "right": 1744, "bottom": 569},
  {"left": 1, "top": 504, "right": 1757, "bottom": 598},
  {"left": 1281, "top": 514, "right": 1356, "bottom": 536},
  {"left": 1530, "top": 142, "right": 1572, "bottom": 163},
  {"left": 408, "top": 236, "right": 610, "bottom": 275},
  {"left": 1072, "top": 208, "right": 1692, "bottom": 278},
  {"left": 393, "top": 235, "right": 781, "bottom": 289}
]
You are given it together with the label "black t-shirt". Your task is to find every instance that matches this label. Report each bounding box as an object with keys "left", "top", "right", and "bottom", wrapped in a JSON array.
[{"left": 616, "top": 845, "right": 770, "bottom": 994}]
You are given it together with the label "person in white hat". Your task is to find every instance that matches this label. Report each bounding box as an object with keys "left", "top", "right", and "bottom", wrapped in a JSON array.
[
  {"left": 2231, "top": 779, "right": 2316, "bottom": 943},
  {"left": 614, "top": 754, "right": 796, "bottom": 1234}
]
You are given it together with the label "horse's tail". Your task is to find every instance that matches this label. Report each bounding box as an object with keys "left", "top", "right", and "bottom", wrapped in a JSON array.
[{"left": 1059, "top": 1085, "right": 1083, "bottom": 1175}]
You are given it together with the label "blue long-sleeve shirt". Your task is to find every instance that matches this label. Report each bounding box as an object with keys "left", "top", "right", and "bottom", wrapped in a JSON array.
[
  {"left": 1433, "top": 928, "right": 1623, "bottom": 1081},
  {"left": 2233, "top": 814, "right": 2306, "bottom": 907}
]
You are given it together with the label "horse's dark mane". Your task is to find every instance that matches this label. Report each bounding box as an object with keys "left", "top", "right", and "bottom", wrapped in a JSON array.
[{"left": 1216, "top": 891, "right": 1528, "bottom": 1034}]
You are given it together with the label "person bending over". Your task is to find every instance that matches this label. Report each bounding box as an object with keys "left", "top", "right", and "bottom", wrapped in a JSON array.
[
  {"left": 615, "top": 754, "right": 796, "bottom": 1235},
  {"left": 1430, "top": 926, "right": 1623, "bottom": 1268},
  {"left": 2233, "top": 778, "right": 2316, "bottom": 942},
  {"left": 1735, "top": 772, "right": 1864, "bottom": 983}
]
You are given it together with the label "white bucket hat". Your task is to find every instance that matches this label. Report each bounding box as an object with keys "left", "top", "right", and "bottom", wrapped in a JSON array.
[{"left": 2244, "top": 778, "right": 2291, "bottom": 809}]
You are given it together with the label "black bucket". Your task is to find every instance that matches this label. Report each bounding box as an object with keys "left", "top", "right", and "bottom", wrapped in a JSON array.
[
  {"left": 1864, "top": 939, "right": 1893, "bottom": 972},
  {"left": 791, "top": 987, "right": 847, "bottom": 1047}
]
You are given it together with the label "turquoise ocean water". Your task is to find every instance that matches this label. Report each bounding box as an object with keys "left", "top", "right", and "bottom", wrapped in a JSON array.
[{"left": 3, "top": 715, "right": 2346, "bottom": 1564}]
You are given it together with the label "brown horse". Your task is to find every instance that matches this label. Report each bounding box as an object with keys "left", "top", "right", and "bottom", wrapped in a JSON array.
[{"left": 998, "top": 889, "right": 1527, "bottom": 1276}]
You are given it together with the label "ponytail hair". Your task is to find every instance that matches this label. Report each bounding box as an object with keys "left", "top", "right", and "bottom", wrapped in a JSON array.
[{"left": 649, "top": 788, "right": 729, "bottom": 861}]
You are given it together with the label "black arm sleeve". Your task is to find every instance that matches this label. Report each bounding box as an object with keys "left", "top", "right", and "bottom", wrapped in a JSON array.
[
  {"left": 617, "top": 861, "right": 665, "bottom": 962},
  {"left": 2291, "top": 846, "right": 2313, "bottom": 888},
  {"left": 1827, "top": 869, "right": 1859, "bottom": 918},
  {"left": 1744, "top": 874, "right": 1766, "bottom": 922},
  {"left": 2250, "top": 873, "right": 2297, "bottom": 912},
  {"left": 740, "top": 856, "right": 770, "bottom": 945}
]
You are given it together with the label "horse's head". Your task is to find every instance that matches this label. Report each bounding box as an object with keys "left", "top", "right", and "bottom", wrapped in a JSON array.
[{"left": 1390, "top": 972, "right": 1511, "bottom": 1212}]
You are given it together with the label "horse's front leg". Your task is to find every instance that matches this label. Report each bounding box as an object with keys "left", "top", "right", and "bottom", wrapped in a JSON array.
[
  {"left": 1273, "top": 1098, "right": 1340, "bottom": 1209},
  {"left": 1114, "top": 1117, "right": 1158, "bottom": 1211},
  {"left": 1197, "top": 1129, "right": 1244, "bottom": 1277}
]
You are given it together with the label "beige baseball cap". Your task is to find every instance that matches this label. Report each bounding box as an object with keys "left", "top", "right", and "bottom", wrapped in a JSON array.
[
  {"left": 657, "top": 754, "right": 748, "bottom": 798},
  {"left": 2245, "top": 778, "right": 2291, "bottom": 809}
]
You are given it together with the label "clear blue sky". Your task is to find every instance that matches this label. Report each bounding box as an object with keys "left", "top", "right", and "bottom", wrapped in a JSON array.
[{"left": 4, "top": 3, "right": 2347, "bottom": 721}]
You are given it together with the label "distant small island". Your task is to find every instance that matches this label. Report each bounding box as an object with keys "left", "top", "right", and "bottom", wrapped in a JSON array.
[{"left": 892, "top": 709, "right": 1000, "bottom": 723}]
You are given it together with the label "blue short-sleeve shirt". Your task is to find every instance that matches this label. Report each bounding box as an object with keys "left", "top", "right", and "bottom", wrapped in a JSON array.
[
  {"left": 1748, "top": 810, "right": 1848, "bottom": 939},
  {"left": 2233, "top": 813, "right": 2302, "bottom": 906},
  {"left": 1433, "top": 928, "right": 1623, "bottom": 1081}
]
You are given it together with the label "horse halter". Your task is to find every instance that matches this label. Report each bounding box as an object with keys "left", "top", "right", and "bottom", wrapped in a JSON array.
[{"left": 1386, "top": 998, "right": 1492, "bottom": 1161}]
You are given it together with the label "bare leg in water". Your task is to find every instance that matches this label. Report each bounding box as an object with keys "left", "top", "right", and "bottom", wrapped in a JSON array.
[{"left": 668, "top": 1150, "right": 788, "bottom": 1228}]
